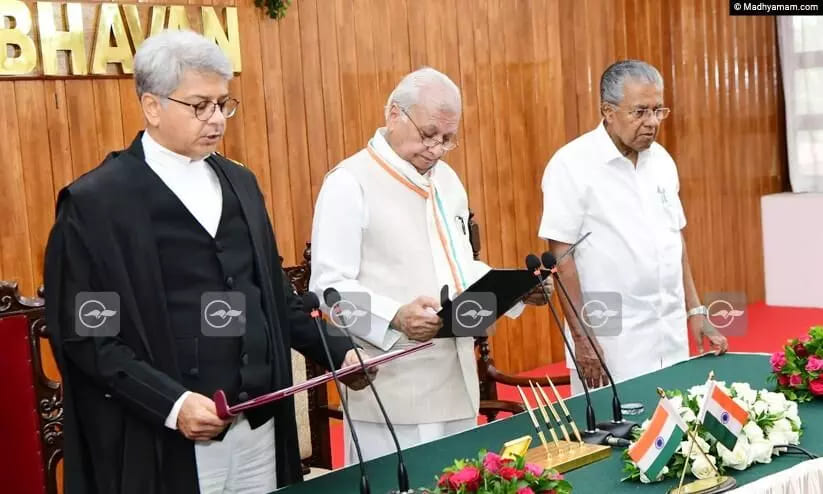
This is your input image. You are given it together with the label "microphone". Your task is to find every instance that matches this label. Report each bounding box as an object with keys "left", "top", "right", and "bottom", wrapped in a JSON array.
[
  {"left": 540, "top": 251, "right": 638, "bottom": 439},
  {"left": 301, "top": 292, "right": 370, "bottom": 494},
  {"left": 524, "top": 254, "right": 610, "bottom": 445},
  {"left": 324, "top": 288, "right": 411, "bottom": 494},
  {"left": 605, "top": 436, "right": 631, "bottom": 448}
]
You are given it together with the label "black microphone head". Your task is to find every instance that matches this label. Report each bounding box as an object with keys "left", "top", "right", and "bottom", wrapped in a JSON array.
[
  {"left": 323, "top": 287, "right": 342, "bottom": 307},
  {"left": 301, "top": 292, "right": 321, "bottom": 312},
  {"left": 525, "top": 254, "right": 541, "bottom": 272},
  {"left": 541, "top": 251, "right": 557, "bottom": 270}
]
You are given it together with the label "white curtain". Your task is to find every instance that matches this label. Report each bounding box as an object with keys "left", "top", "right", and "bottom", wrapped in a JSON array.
[{"left": 778, "top": 17, "right": 823, "bottom": 192}]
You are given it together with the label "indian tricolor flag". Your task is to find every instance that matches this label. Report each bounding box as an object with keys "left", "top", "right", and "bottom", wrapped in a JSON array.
[
  {"left": 628, "top": 397, "right": 688, "bottom": 480},
  {"left": 698, "top": 381, "right": 749, "bottom": 450}
]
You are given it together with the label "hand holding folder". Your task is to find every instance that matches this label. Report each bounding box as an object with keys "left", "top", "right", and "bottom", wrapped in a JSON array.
[{"left": 214, "top": 341, "right": 435, "bottom": 419}]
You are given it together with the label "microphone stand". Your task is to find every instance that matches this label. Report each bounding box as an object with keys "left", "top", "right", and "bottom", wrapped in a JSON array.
[
  {"left": 302, "top": 293, "right": 370, "bottom": 494},
  {"left": 324, "top": 288, "right": 412, "bottom": 493},
  {"left": 542, "top": 251, "right": 638, "bottom": 439},
  {"left": 525, "top": 255, "right": 610, "bottom": 445}
]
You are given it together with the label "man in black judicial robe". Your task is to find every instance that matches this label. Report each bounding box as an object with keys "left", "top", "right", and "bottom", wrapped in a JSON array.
[{"left": 44, "top": 30, "right": 362, "bottom": 494}]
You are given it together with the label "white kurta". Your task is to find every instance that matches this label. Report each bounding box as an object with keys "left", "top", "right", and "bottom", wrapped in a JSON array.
[
  {"left": 538, "top": 122, "right": 689, "bottom": 393},
  {"left": 310, "top": 129, "right": 515, "bottom": 463}
]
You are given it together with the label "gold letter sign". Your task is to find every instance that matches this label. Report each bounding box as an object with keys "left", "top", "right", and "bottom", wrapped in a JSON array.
[
  {"left": 0, "top": 1, "right": 241, "bottom": 77},
  {"left": 0, "top": 0, "right": 37, "bottom": 74}
]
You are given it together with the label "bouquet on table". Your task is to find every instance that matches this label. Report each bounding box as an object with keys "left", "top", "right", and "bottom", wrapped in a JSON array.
[
  {"left": 430, "top": 450, "right": 573, "bottom": 494},
  {"left": 622, "top": 380, "right": 802, "bottom": 483},
  {"left": 770, "top": 325, "right": 823, "bottom": 402}
]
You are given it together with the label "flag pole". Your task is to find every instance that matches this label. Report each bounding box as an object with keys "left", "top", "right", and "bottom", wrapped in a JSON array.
[
  {"left": 677, "top": 422, "right": 698, "bottom": 491},
  {"left": 656, "top": 386, "right": 721, "bottom": 479}
]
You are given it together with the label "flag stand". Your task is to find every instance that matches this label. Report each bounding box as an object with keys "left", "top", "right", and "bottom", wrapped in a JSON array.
[{"left": 657, "top": 376, "right": 737, "bottom": 494}]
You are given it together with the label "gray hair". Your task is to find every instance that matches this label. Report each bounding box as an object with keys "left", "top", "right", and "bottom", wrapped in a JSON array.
[
  {"left": 134, "top": 30, "right": 233, "bottom": 98},
  {"left": 600, "top": 60, "right": 663, "bottom": 105},
  {"left": 384, "top": 67, "right": 462, "bottom": 119}
]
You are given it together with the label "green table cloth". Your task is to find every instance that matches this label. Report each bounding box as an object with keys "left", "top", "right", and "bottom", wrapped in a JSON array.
[{"left": 276, "top": 353, "right": 822, "bottom": 493}]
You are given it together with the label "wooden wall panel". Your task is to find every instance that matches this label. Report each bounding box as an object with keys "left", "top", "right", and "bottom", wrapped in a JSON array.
[{"left": 0, "top": 0, "right": 788, "bottom": 378}]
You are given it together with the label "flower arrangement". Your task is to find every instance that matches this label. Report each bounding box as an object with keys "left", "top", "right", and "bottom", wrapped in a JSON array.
[
  {"left": 431, "top": 450, "right": 572, "bottom": 494},
  {"left": 770, "top": 326, "right": 823, "bottom": 402},
  {"left": 622, "top": 382, "right": 802, "bottom": 483}
]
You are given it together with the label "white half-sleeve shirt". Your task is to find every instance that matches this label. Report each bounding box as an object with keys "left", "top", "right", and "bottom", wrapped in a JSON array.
[{"left": 538, "top": 121, "right": 689, "bottom": 382}]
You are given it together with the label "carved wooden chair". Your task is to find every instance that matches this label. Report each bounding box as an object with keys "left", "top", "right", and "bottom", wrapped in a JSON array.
[
  {"left": 282, "top": 246, "right": 340, "bottom": 472},
  {"left": 0, "top": 281, "right": 62, "bottom": 494}
]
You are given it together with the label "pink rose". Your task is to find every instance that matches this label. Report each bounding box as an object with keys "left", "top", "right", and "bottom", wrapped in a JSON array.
[
  {"left": 437, "top": 472, "right": 453, "bottom": 488},
  {"left": 449, "top": 466, "right": 481, "bottom": 491},
  {"left": 499, "top": 466, "right": 524, "bottom": 481},
  {"left": 806, "top": 355, "right": 823, "bottom": 372},
  {"left": 789, "top": 374, "right": 803, "bottom": 387},
  {"left": 524, "top": 463, "right": 543, "bottom": 477},
  {"left": 794, "top": 343, "right": 809, "bottom": 358},
  {"left": 549, "top": 472, "right": 564, "bottom": 481},
  {"left": 517, "top": 488, "right": 535, "bottom": 494},
  {"left": 777, "top": 374, "right": 790, "bottom": 387},
  {"left": 483, "top": 452, "right": 504, "bottom": 474},
  {"left": 770, "top": 351, "right": 787, "bottom": 372},
  {"left": 810, "top": 377, "right": 823, "bottom": 396}
]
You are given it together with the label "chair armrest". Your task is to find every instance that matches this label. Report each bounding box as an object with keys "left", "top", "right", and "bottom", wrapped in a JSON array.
[
  {"left": 484, "top": 362, "right": 570, "bottom": 387},
  {"left": 479, "top": 399, "right": 525, "bottom": 415}
]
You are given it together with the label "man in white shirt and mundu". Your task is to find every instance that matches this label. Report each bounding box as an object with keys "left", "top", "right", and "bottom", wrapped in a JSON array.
[
  {"left": 310, "top": 67, "right": 548, "bottom": 462},
  {"left": 539, "top": 59, "right": 729, "bottom": 395}
]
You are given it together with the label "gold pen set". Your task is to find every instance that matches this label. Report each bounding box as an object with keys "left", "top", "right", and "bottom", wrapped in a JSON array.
[{"left": 515, "top": 375, "right": 584, "bottom": 460}]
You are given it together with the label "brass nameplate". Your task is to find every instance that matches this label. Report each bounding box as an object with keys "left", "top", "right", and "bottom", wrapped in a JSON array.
[{"left": 523, "top": 440, "right": 611, "bottom": 473}]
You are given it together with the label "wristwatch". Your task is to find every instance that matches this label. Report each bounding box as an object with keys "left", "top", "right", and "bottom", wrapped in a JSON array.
[{"left": 687, "top": 305, "right": 708, "bottom": 318}]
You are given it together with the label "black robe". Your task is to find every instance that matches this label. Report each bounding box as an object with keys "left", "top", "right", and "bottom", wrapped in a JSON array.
[{"left": 44, "top": 133, "right": 351, "bottom": 494}]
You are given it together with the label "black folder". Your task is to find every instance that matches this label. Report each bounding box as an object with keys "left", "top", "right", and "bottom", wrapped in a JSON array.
[{"left": 435, "top": 269, "right": 547, "bottom": 338}]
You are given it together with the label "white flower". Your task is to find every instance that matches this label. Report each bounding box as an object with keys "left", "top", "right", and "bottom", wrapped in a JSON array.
[
  {"left": 679, "top": 436, "right": 710, "bottom": 459},
  {"left": 691, "top": 454, "right": 718, "bottom": 480},
  {"left": 761, "top": 392, "right": 788, "bottom": 415},
  {"left": 669, "top": 395, "right": 684, "bottom": 410},
  {"left": 743, "top": 421, "right": 765, "bottom": 442},
  {"left": 688, "top": 384, "right": 708, "bottom": 401},
  {"left": 767, "top": 418, "right": 800, "bottom": 446},
  {"left": 784, "top": 401, "right": 800, "bottom": 427},
  {"left": 680, "top": 407, "right": 697, "bottom": 424},
  {"left": 731, "top": 383, "right": 758, "bottom": 405},
  {"left": 749, "top": 438, "right": 774, "bottom": 464},
  {"left": 717, "top": 436, "right": 751, "bottom": 471},
  {"left": 752, "top": 400, "right": 769, "bottom": 416},
  {"left": 639, "top": 465, "right": 668, "bottom": 483}
]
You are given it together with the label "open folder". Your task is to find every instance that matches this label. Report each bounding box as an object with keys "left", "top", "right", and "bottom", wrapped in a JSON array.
[
  {"left": 214, "top": 341, "right": 435, "bottom": 419},
  {"left": 435, "top": 269, "right": 547, "bottom": 338}
]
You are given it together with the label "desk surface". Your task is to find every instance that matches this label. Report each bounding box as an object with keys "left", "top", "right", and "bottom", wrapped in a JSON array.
[{"left": 277, "top": 353, "right": 822, "bottom": 493}]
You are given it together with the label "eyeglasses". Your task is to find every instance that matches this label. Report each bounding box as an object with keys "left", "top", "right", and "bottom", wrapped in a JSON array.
[
  {"left": 397, "top": 105, "right": 459, "bottom": 151},
  {"left": 611, "top": 105, "right": 671, "bottom": 121},
  {"left": 166, "top": 96, "right": 240, "bottom": 121}
]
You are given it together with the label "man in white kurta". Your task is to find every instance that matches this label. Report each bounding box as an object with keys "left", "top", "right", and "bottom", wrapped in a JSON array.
[
  {"left": 310, "top": 68, "right": 541, "bottom": 462},
  {"left": 539, "top": 60, "right": 728, "bottom": 395}
]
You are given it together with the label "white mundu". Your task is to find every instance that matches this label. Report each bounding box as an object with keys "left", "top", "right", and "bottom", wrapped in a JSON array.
[
  {"left": 539, "top": 121, "right": 689, "bottom": 392},
  {"left": 310, "top": 128, "right": 515, "bottom": 461}
]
